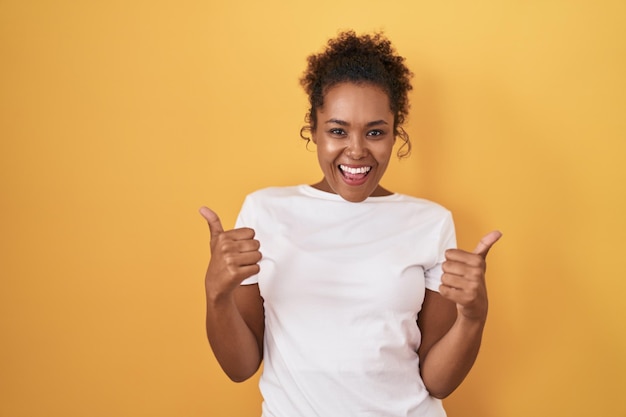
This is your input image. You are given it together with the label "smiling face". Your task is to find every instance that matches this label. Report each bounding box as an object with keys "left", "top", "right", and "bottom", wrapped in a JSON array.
[{"left": 311, "top": 82, "right": 396, "bottom": 203}]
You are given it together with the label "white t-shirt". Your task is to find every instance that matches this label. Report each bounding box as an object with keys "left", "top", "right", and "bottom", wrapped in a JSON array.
[{"left": 236, "top": 185, "right": 456, "bottom": 417}]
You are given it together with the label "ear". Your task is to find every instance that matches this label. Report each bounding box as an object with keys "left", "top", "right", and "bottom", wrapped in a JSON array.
[{"left": 311, "top": 129, "right": 318, "bottom": 144}]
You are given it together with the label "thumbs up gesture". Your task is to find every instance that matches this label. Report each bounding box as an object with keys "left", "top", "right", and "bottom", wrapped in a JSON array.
[
  {"left": 199, "top": 207, "right": 262, "bottom": 299},
  {"left": 440, "top": 231, "right": 502, "bottom": 322}
]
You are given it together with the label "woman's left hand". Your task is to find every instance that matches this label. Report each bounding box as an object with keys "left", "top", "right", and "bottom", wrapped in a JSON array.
[{"left": 440, "top": 231, "right": 502, "bottom": 322}]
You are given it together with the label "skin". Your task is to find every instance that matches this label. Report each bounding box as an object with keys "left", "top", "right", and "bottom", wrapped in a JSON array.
[
  {"left": 200, "top": 207, "right": 264, "bottom": 382},
  {"left": 310, "top": 83, "right": 395, "bottom": 202},
  {"left": 200, "top": 81, "right": 502, "bottom": 398}
]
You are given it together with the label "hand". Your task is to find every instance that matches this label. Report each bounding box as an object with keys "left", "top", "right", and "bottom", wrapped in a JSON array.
[
  {"left": 440, "top": 231, "right": 502, "bottom": 322},
  {"left": 199, "top": 207, "right": 262, "bottom": 300}
]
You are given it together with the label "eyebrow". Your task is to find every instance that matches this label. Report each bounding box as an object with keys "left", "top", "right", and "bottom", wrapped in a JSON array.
[{"left": 324, "top": 118, "right": 389, "bottom": 127}]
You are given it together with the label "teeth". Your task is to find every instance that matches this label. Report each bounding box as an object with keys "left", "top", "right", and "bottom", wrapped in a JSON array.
[{"left": 339, "top": 165, "right": 371, "bottom": 175}]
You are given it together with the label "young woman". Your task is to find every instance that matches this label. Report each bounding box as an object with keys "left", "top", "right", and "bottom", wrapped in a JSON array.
[{"left": 200, "top": 31, "right": 501, "bottom": 417}]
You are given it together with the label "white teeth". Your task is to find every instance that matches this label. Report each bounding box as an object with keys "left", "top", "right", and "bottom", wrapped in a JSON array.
[{"left": 339, "top": 165, "right": 371, "bottom": 175}]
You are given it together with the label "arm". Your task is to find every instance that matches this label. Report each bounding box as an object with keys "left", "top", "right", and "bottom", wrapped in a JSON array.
[
  {"left": 200, "top": 207, "right": 265, "bottom": 382},
  {"left": 206, "top": 284, "right": 264, "bottom": 382},
  {"left": 417, "top": 231, "right": 502, "bottom": 399},
  {"left": 417, "top": 290, "right": 484, "bottom": 399}
]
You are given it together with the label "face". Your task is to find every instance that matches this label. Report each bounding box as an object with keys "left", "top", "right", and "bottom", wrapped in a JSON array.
[{"left": 311, "top": 82, "right": 396, "bottom": 203}]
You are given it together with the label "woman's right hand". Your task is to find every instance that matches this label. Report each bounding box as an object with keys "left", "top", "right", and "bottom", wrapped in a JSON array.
[
  {"left": 199, "top": 206, "right": 265, "bottom": 382},
  {"left": 199, "top": 207, "right": 262, "bottom": 301}
]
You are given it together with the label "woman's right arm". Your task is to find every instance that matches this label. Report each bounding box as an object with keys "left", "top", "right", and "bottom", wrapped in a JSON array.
[{"left": 200, "top": 207, "right": 265, "bottom": 382}]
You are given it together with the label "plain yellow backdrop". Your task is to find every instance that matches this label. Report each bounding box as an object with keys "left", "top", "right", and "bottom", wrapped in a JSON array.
[{"left": 1, "top": 1, "right": 625, "bottom": 416}]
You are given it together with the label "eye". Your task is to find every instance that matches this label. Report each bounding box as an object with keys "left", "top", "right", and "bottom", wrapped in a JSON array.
[
  {"left": 367, "top": 129, "right": 385, "bottom": 138},
  {"left": 329, "top": 128, "right": 347, "bottom": 137}
]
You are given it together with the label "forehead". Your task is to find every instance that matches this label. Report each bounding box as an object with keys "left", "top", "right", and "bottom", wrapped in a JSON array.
[{"left": 319, "top": 83, "right": 393, "bottom": 120}]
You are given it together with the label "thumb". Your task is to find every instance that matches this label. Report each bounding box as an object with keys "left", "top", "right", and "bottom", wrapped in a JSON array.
[
  {"left": 473, "top": 230, "right": 503, "bottom": 258},
  {"left": 199, "top": 206, "right": 224, "bottom": 241}
]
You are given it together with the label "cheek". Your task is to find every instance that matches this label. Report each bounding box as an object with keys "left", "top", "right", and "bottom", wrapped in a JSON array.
[
  {"left": 374, "top": 142, "right": 395, "bottom": 163},
  {"left": 315, "top": 142, "right": 336, "bottom": 168},
  {"left": 317, "top": 138, "right": 343, "bottom": 157}
]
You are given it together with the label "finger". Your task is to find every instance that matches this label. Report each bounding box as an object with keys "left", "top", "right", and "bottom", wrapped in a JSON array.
[
  {"left": 441, "top": 273, "right": 466, "bottom": 290},
  {"left": 442, "top": 259, "right": 482, "bottom": 277},
  {"left": 438, "top": 284, "right": 466, "bottom": 304},
  {"left": 231, "top": 250, "right": 263, "bottom": 266},
  {"left": 237, "top": 264, "right": 261, "bottom": 279},
  {"left": 216, "top": 239, "right": 261, "bottom": 258},
  {"left": 235, "top": 238, "right": 261, "bottom": 253},
  {"left": 216, "top": 228, "right": 256, "bottom": 244},
  {"left": 199, "top": 206, "right": 224, "bottom": 241},
  {"left": 473, "top": 230, "right": 503, "bottom": 258},
  {"left": 444, "top": 250, "right": 484, "bottom": 267}
]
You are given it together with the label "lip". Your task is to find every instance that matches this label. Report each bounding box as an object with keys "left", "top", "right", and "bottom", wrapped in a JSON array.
[{"left": 338, "top": 164, "right": 372, "bottom": 186}]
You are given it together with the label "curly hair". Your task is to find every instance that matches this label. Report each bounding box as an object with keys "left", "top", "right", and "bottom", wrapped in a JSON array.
[{"left": 300, "top": 31, "right": 413, "bottom": 157}]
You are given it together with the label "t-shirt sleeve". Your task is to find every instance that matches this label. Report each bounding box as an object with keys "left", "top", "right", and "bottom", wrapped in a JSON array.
[
  {"left": 234, "top": 195, "right": 260, "bottom": 286},
  {"left": 424, "top": 211, "right": 457, "bottom": 292}
]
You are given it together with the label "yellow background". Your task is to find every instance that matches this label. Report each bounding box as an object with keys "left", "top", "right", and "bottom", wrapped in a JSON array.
[{"left": 1, "top": 1, "right": 625, "bottom": 416}]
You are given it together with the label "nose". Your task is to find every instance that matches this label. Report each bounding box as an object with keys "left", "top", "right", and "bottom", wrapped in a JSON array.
[{"left": 345, "top": 135, "right": 368, "bottom": 159}]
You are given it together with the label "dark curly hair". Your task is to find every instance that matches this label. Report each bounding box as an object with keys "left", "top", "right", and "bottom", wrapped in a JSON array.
[{"left": 300, "top": 31, "right": 413, "bottom": 157}]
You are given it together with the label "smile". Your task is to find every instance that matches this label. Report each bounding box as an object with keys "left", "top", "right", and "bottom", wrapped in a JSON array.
[
  {"left": 338, "top": 165, "right": 372, "bottom": 186},
  {"left": 339, "top": 165, "right": 372, "bottom": 175}
]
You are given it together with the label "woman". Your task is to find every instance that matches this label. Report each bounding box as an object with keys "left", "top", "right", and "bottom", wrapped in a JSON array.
[{"left": 200, "top": 31, "right": 501, "bottom": 417}]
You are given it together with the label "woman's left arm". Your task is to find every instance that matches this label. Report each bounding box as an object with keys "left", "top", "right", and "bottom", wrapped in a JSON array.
[{"left": 417, "top": 231, "right": 502, "bottom": 399}]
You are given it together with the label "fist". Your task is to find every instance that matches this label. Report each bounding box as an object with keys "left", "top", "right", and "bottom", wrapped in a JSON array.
[
  {"left": 199, "top": 207, "right": 262, "bottom": 298},
  {"left": 439, "top": 231, "right": 502, "bottom": 321}
]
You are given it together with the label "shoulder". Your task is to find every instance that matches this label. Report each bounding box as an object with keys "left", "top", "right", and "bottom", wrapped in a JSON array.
[
  {"left": 388, "top": 193, "right": 452, "bottom": 220},
  {"left": 236, "top": 186, "right": 303, "bottom": 226},
  {"left": 245, "top": 185, "right": 304, "bottom": 200},
  {"left": 240, "top": 186, "right": 309, "bottom": 213},
  {"left": 244, "top": 185, "right": 343, "bottom": 208}
]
